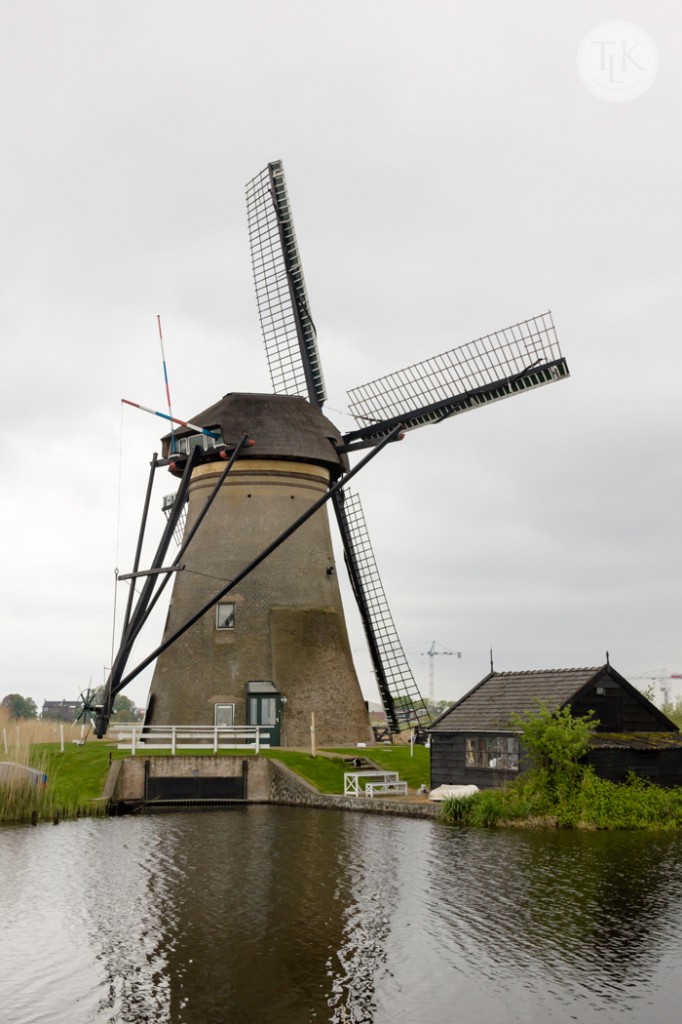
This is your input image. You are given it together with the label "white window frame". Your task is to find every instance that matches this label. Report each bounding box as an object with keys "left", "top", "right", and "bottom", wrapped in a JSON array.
[
  {"left": 216, "top": 602, "right": 235, "bottom": 630},
  {"left": 214, "top": 703, "right": 235, "bottom": 727},
  {"left": 176, "top": 432, "right": 222, "bottom": 455},
  {"left": 465, "top": 735, "right": 519, "bottom": 770}
]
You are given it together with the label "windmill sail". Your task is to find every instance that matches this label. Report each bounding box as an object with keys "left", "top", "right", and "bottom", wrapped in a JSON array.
[
  {"left": 246, "top": 161, "right": 327, "bottom": 409},
  {"left": 333, "top": 489, "right": 430, "bottom": 733},
  {"left": 344, "top": 311, "right": 568, "bottom": 444}
]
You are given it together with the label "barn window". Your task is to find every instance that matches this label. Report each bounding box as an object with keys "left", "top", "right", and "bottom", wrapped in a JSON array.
[
  {"left": 216, "top": 602, "right": 235, "bottom": 629},
  {"left": 466, "top": 735, "right": 519, "bottom": 770}
]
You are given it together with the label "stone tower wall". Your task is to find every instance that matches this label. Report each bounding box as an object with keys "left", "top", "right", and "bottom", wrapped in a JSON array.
[{"left": 147, "top": 459, "right": 373, "bottom": 746}]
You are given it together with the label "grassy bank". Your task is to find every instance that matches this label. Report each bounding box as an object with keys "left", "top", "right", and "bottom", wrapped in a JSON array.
[
  {"left": 439, "top": 768, "right": 682, "bottom": 830},
  {"left": 1, "top": 741, "right": 427, "bottom": 822},
  {"left": 325, "top": 744, "right": 430, "bottom": 790},
  {"left": 8, "top": 732, "right": 682, "bottom": 830},
  {"left": 0, "top": 741, "right": 128, "bottom": 824},
  {"left": 274, "top": 743, "right": 430, "bottom": 793}
]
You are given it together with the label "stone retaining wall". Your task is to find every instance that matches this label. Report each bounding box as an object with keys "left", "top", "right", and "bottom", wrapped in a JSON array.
[
  {"left": 269, "top": 759, "right": 440, "bottom": 818},
  {"left": 108, "top": 755, "right": 440, "bottom": 819}
]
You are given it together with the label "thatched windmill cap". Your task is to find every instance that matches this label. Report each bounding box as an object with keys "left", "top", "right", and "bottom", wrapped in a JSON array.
[{"left": 162, "top": 392, "right": 348, "bottom": 475}]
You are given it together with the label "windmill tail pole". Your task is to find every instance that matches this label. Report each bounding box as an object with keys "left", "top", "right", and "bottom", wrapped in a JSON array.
[
  {"left": 94, "top": 447, "right": 203, "bottom": 738},
  {"left": 121, "top": 399, "right": 220, "bottom": 439},
  {"left": 95, "top": 434, "right": 254, "bottom": 737},
  {"left": 121, "top": 454, "right": 158, "bottom": 636},
  {"left": 119, "top": 433, "right": 253, "bottom": 652}
]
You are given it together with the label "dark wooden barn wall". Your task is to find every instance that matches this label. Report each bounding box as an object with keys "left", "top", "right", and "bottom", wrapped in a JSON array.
[
  {"left": 432, "top": 731, "right": 682, "bottom": 790},
  {"left": 587, "top": 749, "right": 682, "bottom": 788},
  {"left": 430, "top": 733, "right": 518, "bottom": 790},
  {"left": 571, "top": 680, "right": 668, "bottom": 733}
]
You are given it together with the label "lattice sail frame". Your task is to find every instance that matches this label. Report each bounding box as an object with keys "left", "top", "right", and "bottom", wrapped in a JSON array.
[
  {"left": 245, "top": 161, "right": 327, "bottom": 408},
  {"left": 339, "top": 489, "right": 430, "bottom": 731},
  {"left": 346, "top": 311, "right": 567, "bottom": 436}
]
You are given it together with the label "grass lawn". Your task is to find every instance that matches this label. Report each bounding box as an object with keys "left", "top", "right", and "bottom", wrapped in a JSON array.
[
  {"left": 31, "top": 742, "right": 128, "bottom": 810},
  {"left": 260, "top": 750, "right": 350, "bottom": 793},
  {"left": 324, "top": 745, "right": 430, "bottom": 790}
]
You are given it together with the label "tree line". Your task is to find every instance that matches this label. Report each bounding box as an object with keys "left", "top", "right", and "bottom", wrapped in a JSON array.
[{"left": 1, "top": 692, "right": 141, "bottom": 721}]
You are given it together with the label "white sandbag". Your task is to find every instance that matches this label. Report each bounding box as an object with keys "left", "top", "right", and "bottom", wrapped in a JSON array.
[{"left": 429, "top": 784, "right": 479, "bottom": 801}]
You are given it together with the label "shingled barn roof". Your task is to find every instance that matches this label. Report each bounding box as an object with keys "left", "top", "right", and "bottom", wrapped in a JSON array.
[{"left": 429, "top": 667, "right": 604, "bottom": 733}]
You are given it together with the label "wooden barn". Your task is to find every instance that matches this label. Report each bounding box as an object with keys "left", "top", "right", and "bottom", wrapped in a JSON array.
[
  {"left": 41, "top": 699, "right": 79, "bottom": 722},
  {"left": 429, "top": 663, "right": 682, "bottom": 790}
]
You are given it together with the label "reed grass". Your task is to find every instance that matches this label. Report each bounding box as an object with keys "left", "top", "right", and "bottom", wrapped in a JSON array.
[
  {"left": 0, "top": 706, "right": 94, "bottom": 749},
  {"left": 0, "top": 709, "right": 119, "bottom": 824}
]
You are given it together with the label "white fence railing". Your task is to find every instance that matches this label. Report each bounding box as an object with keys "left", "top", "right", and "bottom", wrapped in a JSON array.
[{"left": 111, "top": 724, "right": 269, "bottom": 755}]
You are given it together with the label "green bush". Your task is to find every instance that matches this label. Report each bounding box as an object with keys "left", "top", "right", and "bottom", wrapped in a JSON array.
[
  {"left": 439, "top": 795, "right": 474, "bottom": 825},
  {"left": 573, "top": 770, "right": 682, "bottom": 830},
  {"left": 509, "top": 701, "right": 597, "bottom": 796},
  {"left": 469, "top": 789, "right": 503, "bottom": 828}
]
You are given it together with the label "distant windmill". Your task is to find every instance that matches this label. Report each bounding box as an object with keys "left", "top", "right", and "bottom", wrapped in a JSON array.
[
  {"left": 94, "top": 161, "right": 570, "bottom": 745},
  {"left": 73, "top": 683, "right": 98, "bottom": 743}
]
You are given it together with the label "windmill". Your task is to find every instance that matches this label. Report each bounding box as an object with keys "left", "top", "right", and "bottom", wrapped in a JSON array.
[
  {"left": 94, "top": 160, "right": 570, "bottom": 745},
  {"left": 73, "top": 684, "right": 98, "bottom": 742}
]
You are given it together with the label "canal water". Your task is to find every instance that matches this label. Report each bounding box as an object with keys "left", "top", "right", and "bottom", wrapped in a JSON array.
[{"left": 2, "top": 807, "right": 682, "bottom": 1023}]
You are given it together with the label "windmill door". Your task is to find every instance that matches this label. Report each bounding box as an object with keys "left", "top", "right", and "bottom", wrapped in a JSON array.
[{"left": 246, "top": 681, "right": 282, "bottom": 746}]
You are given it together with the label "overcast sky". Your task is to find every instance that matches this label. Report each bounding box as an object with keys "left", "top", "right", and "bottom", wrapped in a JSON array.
[{"left": 1, "top": 1, "right": 680, "bottom": 714}]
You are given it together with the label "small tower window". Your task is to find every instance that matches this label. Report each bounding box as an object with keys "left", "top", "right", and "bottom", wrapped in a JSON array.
[
  {"left": 216, "top": 602, "right": 235, "bottom": 629},
  {"left": 215, "top": 703, "right": 235, "bottom": 727}
]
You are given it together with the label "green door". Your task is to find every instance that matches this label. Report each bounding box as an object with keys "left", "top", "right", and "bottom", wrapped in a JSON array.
[{"left": 247, "top": 684, "right": 282, "bottom": 746}]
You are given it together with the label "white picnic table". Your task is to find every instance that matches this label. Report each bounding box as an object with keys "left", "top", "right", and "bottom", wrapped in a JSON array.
[{"left": 343, "top": 770, "right": 400, "bottom": 797}]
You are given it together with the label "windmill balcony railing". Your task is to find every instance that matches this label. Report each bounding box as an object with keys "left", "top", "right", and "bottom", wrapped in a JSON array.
[{"left": 110, "top": 724, "right": 269, "bottom": 755}]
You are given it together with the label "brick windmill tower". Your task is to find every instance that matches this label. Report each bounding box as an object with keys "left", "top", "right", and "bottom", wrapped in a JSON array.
[
  {"left": 93, "top": 161, "right": 569, "bottom": 745},
  {"left": 145, "top": 392, "right": 373, "bottom": 747}
]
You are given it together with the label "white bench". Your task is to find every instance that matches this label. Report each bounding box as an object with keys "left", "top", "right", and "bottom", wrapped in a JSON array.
[
  {"left": 343, "top": 770, "right": 399, "bottom": 796},
  {"left": 365, "top": 780, "right": 408, "bottom": 798}
]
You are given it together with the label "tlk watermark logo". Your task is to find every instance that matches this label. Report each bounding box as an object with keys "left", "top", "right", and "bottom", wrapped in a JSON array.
[{"left": 578, "top": 21, "right": 659, "bottom": 102}]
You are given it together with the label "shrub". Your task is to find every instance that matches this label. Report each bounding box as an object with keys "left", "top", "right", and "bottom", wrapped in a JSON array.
[
  {"left": 438, "top": 795, "right": 473, "bottom": 825},
  {"left": 509, "top": 701, "right": 597, "bottom": 796},
  {"left": 468, "top": 789, "right": 503, "bottom": 828},
  {"left": 574, "top": 770, "right": 682, "bottom": 830}
]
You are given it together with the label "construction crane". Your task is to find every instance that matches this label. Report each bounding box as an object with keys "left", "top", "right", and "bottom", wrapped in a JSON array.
[
  {"left": 665, "top": 674, "right": 682, "bottom": 705},
  {"left": 631, "top": 669, "right": 682, "bottom": 706},
  {"left": 422, "top": 642, "right": 462, "bottom": 704}
]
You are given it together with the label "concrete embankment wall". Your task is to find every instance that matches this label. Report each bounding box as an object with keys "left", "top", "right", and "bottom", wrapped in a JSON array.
[
  {"left": 109, "top": 756, "right": 440, "bottom": 819},
  {"left": 111, "top": 755, "right": 271, "bottom": 803}
]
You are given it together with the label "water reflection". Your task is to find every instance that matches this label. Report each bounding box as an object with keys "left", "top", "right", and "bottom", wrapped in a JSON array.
[
  {"left": 423, "top": 827, "right": 682, "bottom": 1022},
  {"left": 2, "top": 811, "right": 682, "bottom": 1023},
  {"left": 0, "top": 822, "right": 108, "bottom": 1024}
]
